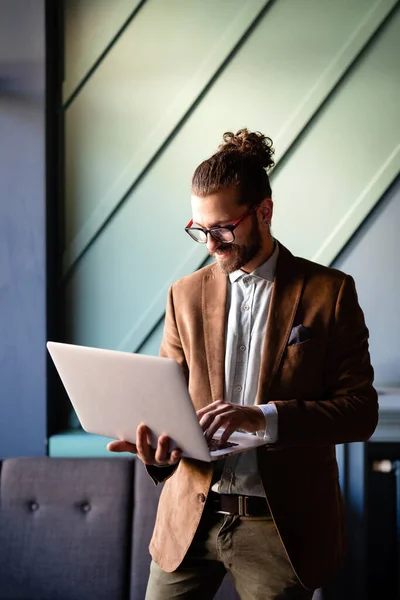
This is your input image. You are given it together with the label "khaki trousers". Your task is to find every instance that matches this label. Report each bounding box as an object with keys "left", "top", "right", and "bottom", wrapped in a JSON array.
[{"left": 145, "top": 507, "right": 314, "bottom": 600}]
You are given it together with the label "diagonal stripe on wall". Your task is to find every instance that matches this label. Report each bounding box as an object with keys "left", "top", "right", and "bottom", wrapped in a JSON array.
[{"left": 63, "top": 0, "right": 145, "bottom": 104}]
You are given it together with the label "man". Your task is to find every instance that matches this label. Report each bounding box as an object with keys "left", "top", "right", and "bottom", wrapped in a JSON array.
[{"left": 108, "top": 129, "right": 378, "bottom": 599}]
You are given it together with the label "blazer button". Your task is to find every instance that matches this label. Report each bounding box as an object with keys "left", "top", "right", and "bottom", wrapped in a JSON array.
[{"left": 198, "top": 493, "right": 206, "bottom": 503}]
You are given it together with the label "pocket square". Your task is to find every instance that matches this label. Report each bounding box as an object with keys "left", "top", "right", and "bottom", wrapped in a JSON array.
[{"left": 288, "top": 324, "right": 312, "bottom": 346}]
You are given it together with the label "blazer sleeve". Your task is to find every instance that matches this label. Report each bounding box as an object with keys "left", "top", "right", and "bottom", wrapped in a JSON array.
[
  {"left": 145, "top": 284, "right": 189, "bottom": 484},
  {"left": 273, "top": 275, "right": 378, "bottom": 447}
]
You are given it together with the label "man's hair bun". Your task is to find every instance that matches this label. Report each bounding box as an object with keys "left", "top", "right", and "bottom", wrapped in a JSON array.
[
  {"left": 192, "top": 127, "right": 274, "bottom": 203},
  {"left": 218, "top": 128, "right": 275, "bottom": 171}
]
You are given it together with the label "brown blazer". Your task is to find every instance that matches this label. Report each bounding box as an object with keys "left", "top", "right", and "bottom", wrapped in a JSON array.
[{"left": 149, "top": 242, "right": 378, "bottom": 590}]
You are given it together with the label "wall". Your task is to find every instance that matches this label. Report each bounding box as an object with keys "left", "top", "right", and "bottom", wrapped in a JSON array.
[
  {"left": 333, "top": 176, "right": 400, "bottom": 388},
  {"left": 0, "top": 0, "right": 47, "bottom": 457},
  {"left": 63, "top": 0, "right": 400, "bottom": 366}
]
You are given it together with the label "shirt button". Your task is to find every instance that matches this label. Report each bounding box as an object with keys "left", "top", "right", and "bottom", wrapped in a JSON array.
[
  {"left": 198, "top": 493, "right": 206, "bottom": 503},
  {"left": 239, "top": 345, "right": 246, "bottom": 351},
  {"left": 235, "top": 385, "right": 242, "bottom": 392},
  {"left": 243, "top": 305, "right": 250, "bottom": 311},
  {"left": 225, "top": 467, "right": 232, "bottom": 474}
]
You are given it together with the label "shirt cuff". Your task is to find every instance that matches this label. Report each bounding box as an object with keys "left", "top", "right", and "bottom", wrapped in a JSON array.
[{"left": 256, "top": 403, "right": 278, "bottom": 443}]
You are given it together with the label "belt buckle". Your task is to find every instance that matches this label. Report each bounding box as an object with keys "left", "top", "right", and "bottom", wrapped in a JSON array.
[
  {"left": 213, "top": 496, "right": 231, "bottom": 515},
  {"left": 238, "top": 495, "right": 250, "bottom": 517}
]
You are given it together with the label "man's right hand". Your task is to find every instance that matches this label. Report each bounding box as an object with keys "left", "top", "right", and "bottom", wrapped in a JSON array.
[{"left": 107, "top": 423, "right": 181, "bottom": 467}]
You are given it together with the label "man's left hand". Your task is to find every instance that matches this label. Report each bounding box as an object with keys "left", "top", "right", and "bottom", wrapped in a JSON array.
[{"left": 197, "top": 400, "right": 266, "bottom": 445}]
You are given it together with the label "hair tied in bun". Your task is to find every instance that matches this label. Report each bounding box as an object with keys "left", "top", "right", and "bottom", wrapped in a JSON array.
[
  {"left": 218, "top": 128, "right": 275, "bottom": 171},
  {"left": 192, "top": 127, "right": 274, "bottom": 204}
]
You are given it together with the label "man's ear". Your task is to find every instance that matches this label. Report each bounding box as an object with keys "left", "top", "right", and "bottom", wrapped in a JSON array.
[{"left": 259, "top": 197, "right": 273, "bottom": 224}]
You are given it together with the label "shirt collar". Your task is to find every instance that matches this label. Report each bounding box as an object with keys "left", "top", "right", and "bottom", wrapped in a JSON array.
[{"left": 229, "top": 240, "right": 279, "bottom": 284}]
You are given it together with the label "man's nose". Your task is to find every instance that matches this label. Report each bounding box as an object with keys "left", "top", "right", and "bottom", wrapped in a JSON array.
[{"left": 206, "top": 233, "right": 220, "bottom": 254}]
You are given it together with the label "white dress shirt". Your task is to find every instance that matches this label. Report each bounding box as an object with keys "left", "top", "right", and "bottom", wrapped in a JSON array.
[{"left": 211, "top": 242, "right": 279, "bottom": 497}]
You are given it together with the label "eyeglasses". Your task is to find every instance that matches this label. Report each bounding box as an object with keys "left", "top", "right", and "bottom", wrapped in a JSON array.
[{"left": 185, "top": 204, "right": 260, "bottom": 244}]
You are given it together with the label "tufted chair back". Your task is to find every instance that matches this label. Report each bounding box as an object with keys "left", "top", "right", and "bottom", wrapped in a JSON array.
[{"left": 0, "top": 457, "right": 134, "bottom": 600}]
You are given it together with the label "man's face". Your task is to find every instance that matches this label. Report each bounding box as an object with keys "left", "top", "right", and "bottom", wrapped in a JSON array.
[{"left": 190, "top": 188, "right": 263, "bottom": 275}]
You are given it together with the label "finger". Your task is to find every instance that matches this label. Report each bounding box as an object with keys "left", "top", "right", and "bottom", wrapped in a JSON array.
[
  {"left": 107, "top": 440, "right": 137, "bottom": 454},
  {"left": 205, "top": 412, "right": 233, "bottom": 441},
  {"left": 219, "top": 424, "right": 236, "bottom": 446},
  {"left": 199, "top": 404, "right": 231, "bottom": 431},
  {"left": 196, "top": 399, "right": 224, "bottom": 419},
  {"left": 136, "top": 424, "right": 155, "bottom": 464},
  {"left": 199, "top": 412, "right": 217, "bottom": 431},
  {"left": 155, "top": 434, "right": 170, "bottom": 464},
  {"left": 137, "top": 423, "right": 149, "bottom": 435},
  {"left": 170, "top": 449, "right": 182, "bottom": 465}
]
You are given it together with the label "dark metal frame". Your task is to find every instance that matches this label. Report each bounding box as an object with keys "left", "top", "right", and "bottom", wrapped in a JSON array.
[
  {"left": 185, "top": 203, "right": 260, "bottom": 244},
  {"left": 45, "top": 0, "right": 69, "bottom": 438}
]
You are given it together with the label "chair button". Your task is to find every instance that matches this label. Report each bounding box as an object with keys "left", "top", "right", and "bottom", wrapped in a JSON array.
[
  {"left": 81, "top": 502, "right": 91, "bottom": 513},
  {"left": 30, "top": 502, "right": 39, "bottom": 512},
  {"left": 198, "top": 493, "right": 206, "bottom": 503}
]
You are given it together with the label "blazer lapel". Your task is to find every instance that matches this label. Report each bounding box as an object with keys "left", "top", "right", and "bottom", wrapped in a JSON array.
[
  {"left": 202, "top": 266, "right": 227, "bottom": 402},
  {"left": 256, "top": 243, "right": 305, "bottom": 403}
]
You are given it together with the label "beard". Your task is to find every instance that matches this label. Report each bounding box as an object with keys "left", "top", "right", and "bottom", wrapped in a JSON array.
[{"left": 212, "top": 215, "right": 262, "bottom": 275}]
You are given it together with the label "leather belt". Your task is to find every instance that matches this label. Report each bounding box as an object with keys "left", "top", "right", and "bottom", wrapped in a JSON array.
[{"left": 208, "top": 493, "right": 270, "bottom": 517}]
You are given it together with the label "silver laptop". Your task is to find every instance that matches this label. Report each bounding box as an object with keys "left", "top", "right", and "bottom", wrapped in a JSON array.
[{"left": 47, "top": 341, "right": 268, "bottom": 462}]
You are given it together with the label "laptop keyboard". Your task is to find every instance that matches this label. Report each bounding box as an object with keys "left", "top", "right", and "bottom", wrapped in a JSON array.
[{"left": 208, "top": 438, "right": 238, "bottom": 451}]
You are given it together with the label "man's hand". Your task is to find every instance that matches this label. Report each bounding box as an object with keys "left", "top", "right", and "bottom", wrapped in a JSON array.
[
  {"left": 197, "top": 400, "right": 266, "bottom": 445},
  {"left": 107, "top": 424, "right": 181, "bottom": 467}
]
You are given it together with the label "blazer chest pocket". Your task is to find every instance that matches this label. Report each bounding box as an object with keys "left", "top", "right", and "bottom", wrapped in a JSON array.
[
  {"left": 287, "top": 324, "right": 313, "bottom": 346},
  {"left": 284, "top": 338, "right": 318, "bottom": 365},
  {"left": 280, "top": 334, "right": 325, "bottom": 394}
]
